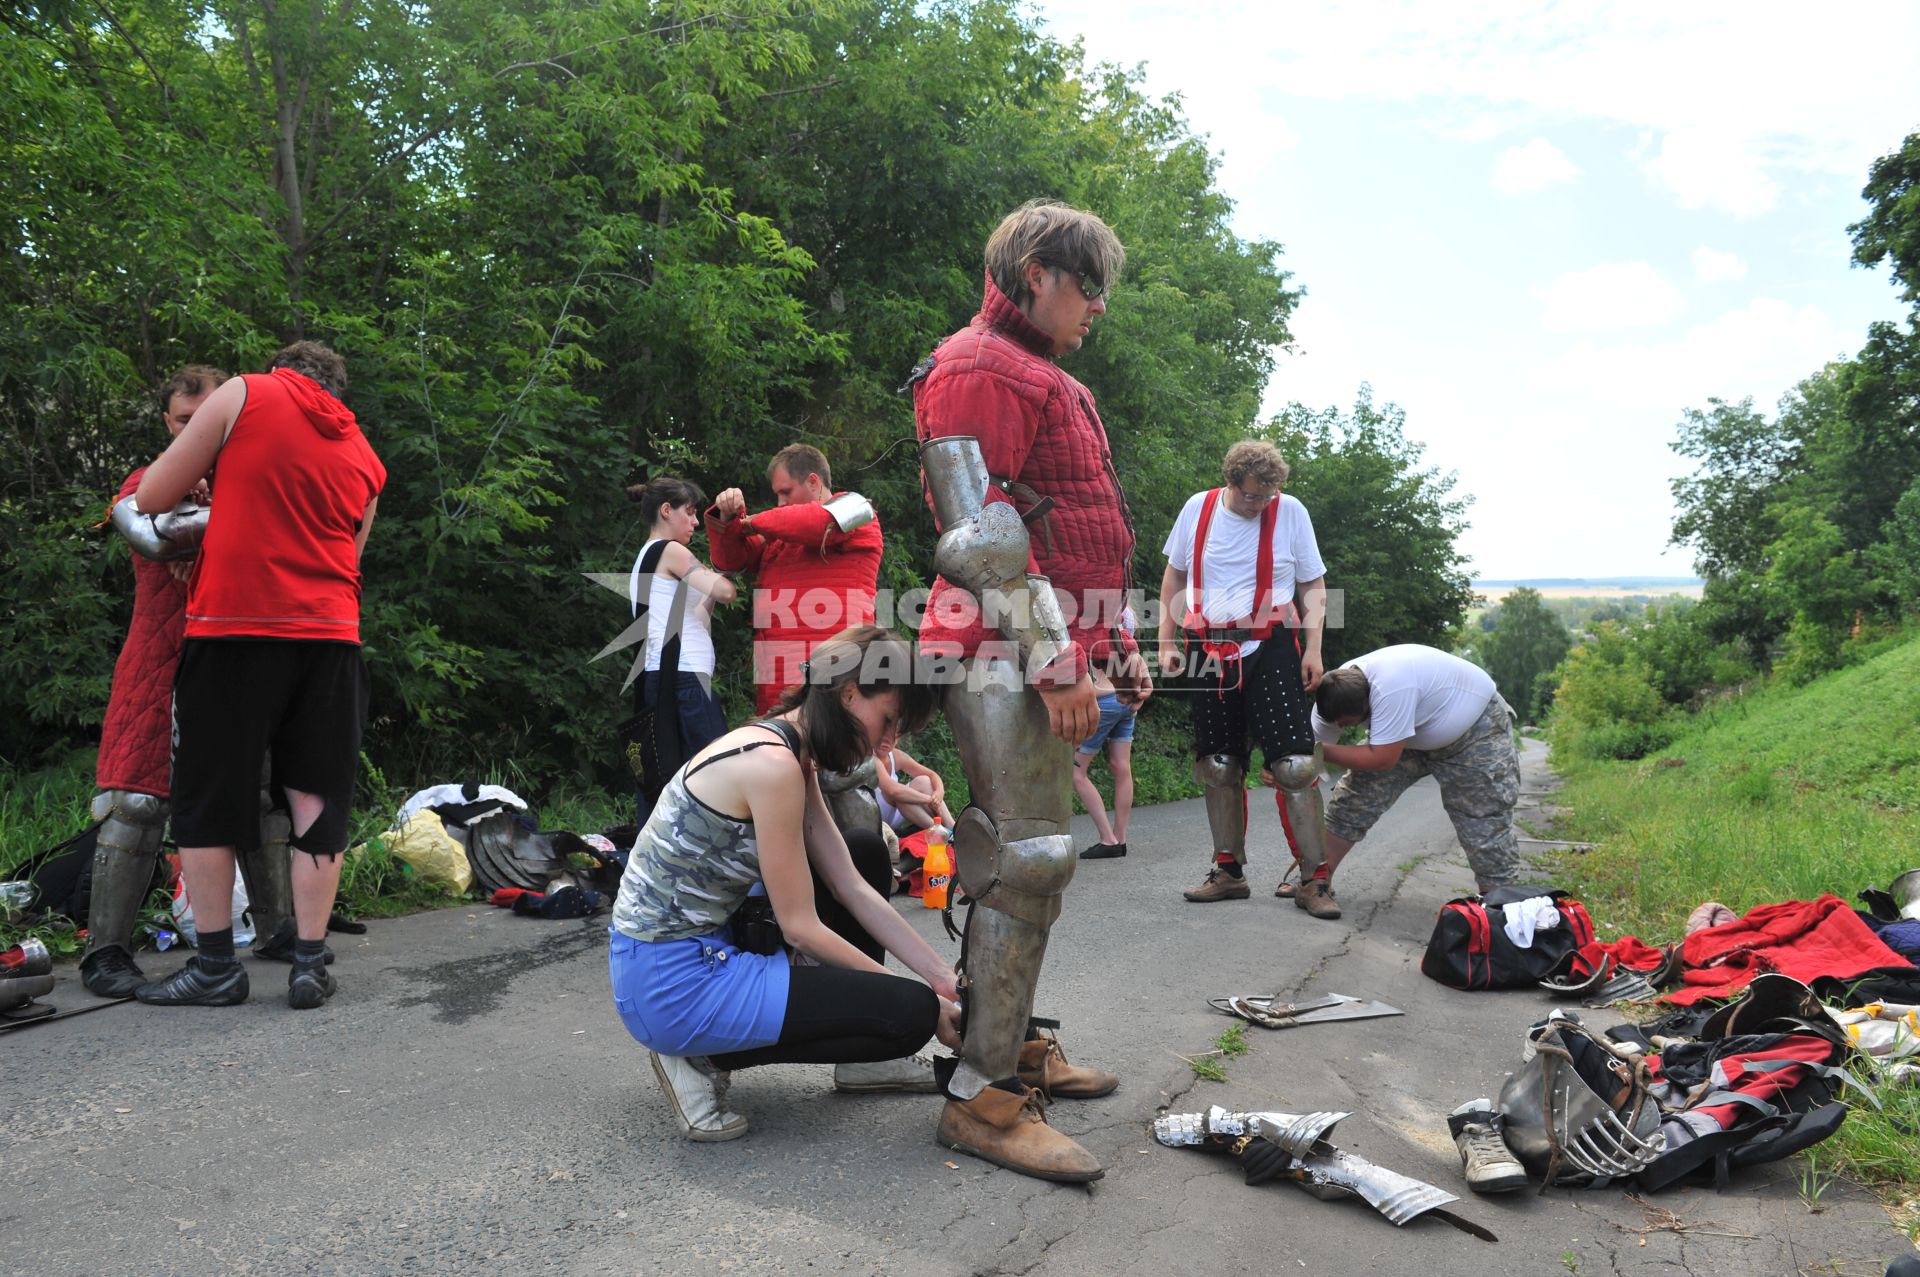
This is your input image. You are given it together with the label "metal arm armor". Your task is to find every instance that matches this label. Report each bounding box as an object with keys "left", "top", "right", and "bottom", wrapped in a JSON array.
[
  {"left": 922, "top": 436, "right": 1073, "bottom": 676},
  {"left": 111, "top": 494, "right": 207, "bottom": 562}
]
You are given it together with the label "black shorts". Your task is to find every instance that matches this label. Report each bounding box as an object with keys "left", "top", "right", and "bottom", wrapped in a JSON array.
[
  {"left": 171, "top": 639, "right": 370, "bottom": 856},
  {"left": 1186, "top": 633, "right": 1315, "bottom": 762}
]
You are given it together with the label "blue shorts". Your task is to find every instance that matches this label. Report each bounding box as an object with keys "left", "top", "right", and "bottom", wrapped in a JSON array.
[
  {"left": 608, "top": 929, "right": 791, "bottom": 1057},
  {"left": 1076, "top": 692, "right": 1137, "bottom": 755}
]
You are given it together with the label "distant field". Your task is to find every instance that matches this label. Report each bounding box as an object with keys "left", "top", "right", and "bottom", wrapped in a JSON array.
[{"left": 1474, "top": 582, "right": 1704, "bottom": 605}]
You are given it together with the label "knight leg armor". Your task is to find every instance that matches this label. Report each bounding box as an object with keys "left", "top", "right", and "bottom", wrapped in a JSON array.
[
  {"left": 243, "top": 789, "right": 299, "bottom": 961},
  {"left": 80, "top": 790, "right": 168, "bottom": 997},
  {"left": 935, "top": 653, "right": 1104, "bottom": 1182},
  {"left": 1196, "top": 753, "right": 1248, "bottom": 863},
  {"left": 1268, "top": 751, "right": 1336, "bottom": 919},
  {"left": 817, "top": 755, "right": 884, "bottom": 840},
  {"left": 1182, "top": 752, "right": 1254, "bottom": 903}
]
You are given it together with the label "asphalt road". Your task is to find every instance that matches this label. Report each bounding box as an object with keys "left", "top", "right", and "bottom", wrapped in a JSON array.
[{"left": 2, "top": 740, "right": 1908, "bottom": 1276}]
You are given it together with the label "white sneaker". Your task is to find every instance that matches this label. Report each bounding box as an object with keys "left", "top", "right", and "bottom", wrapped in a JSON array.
[
  {"left": 650, "top": 1051, "right": 750, "bottom": 1142},
  {"left": 832, "top": 1052, "right": 940, "bottom": 1094},
  {"left": 1447, "top": 1098, "right": 1528, "bottom": 1193}
]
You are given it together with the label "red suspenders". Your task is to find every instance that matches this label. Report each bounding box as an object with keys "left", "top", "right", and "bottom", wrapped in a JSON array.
[{"left": 1183, "top": 488, "right": 1284, "bottom": 643}]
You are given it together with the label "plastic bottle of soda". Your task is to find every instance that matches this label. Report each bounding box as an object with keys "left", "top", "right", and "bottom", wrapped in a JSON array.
[{"left": 923, "top": 824, "right": 952, "bottom": 910}]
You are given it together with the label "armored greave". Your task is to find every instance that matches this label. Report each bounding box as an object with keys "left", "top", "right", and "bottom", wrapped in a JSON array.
[
  {"left": 818, "top": 756, "right": 884, "bottom": 839},
  {"left": 239, "top": 794, "right": 295, "bottom": 945},
  {"left": 85, "top": 790, "right": 168, "bottom": 955},
  {"left": 1270, "top": 752, "right": 1327, "bottom": 878},
  {"left": 1194, "top": 754, "right": 1248, "bottom": 863},
  {"left": 948, "top": 654, "right": 1075, "bottom": 1087}
]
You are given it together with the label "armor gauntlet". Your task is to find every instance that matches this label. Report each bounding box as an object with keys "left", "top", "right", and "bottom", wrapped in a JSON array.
[{"left": 922, "top": 437, "right": 1074, "bottom": 681}]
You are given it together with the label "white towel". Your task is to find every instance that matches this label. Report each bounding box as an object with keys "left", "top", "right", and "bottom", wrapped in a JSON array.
[{"left": 1503, "top": 895, "right": 1563, "bottom": 948}]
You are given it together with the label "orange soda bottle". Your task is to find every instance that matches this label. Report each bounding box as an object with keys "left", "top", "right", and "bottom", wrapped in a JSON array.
[{"left": 923, "top": 823, "right": 952, "bottom": 910}]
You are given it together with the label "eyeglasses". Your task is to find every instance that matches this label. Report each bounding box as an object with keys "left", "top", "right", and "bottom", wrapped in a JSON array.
[
  {"left": 1231, "top": 484, "right": 1281, "bottom": 506},
  {"left": 1047, "top": 263, "right": 1108, "bottom": 302}
]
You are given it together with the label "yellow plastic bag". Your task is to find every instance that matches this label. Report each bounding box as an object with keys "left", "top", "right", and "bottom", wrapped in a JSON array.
[{"left": 370, "top": 809, "right": 472, "bottom": 894}]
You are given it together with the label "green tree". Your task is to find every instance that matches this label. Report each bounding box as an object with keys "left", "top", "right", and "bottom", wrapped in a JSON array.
[
  {"left": 1546, "top": 622, "right": 1673, "bottom": 762},
  {"left": 1478, "top": 587, "right": 1570, "bottom": 722},
  {"left": 1274, "top": 387, "right": 1477, "bottom": 665},
  {"left": 1868, "top": 477, "right": 1920, "bottom": 612},
  {"left": 1852, "top": 130, "right": 1920, "bottom": 309}
]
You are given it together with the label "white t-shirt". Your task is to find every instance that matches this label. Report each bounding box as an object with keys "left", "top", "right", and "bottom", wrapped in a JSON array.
[
  {"left": 1162, "top": 490, "right": 1325, "bottom": 658},
  {"left": 630, "top": 539, "right": 716, "bottom": 675},
  {"left": 1311, "top": 645, "right": 1496, "bottom": 751}
]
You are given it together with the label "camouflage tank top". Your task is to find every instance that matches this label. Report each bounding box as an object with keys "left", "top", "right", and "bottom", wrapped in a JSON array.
[{"left": 611, "top": 722, "right": 798, "bottom": 942}]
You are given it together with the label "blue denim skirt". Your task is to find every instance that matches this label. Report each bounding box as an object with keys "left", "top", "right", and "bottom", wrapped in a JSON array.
[{"left": 608, "top": 929, "right": 791, "bottom": 1056}]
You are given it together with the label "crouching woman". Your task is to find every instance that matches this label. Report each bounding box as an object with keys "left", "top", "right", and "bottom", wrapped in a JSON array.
[{"left": 608, "top": 625, "right": 962, "bottom": 1141}]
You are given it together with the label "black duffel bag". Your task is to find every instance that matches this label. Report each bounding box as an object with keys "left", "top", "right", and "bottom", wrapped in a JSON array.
[{"left": 1421, "top": 885, "right": 1595, "bottom": 991}]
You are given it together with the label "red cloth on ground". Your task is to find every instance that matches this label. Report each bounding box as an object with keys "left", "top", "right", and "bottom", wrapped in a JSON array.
[
  {"left": 704, "top": 496, "right": 883, "bottom": 713},
  {"left": 1568, "top": 935, "right": 1671, "bottom": 979},
  {"left": 96, "top": 467, "right": 188, "bottom": 796},
  {"left": 911, "top": 272, "right": 1139, "bottom": 683},
  {"left": 1662, "top": 894, "right": 1906, "bottom": 1005}
]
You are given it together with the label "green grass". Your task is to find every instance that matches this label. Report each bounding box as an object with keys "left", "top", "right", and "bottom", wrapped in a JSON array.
[{"left": 1547, "top": 632, "right": 1920, "bottom": 1199}]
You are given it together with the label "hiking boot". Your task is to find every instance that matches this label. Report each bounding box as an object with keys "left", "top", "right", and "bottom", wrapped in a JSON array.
[
  {"left": 1448, "top": 1099, "right": 1528, "bottom": 1193},
  {"left": 135, "top": 955, "right": 249, "bottom": 1007},
  {"left": 1018, "top": 1032, "right": 1119, "bottom": 1099},
  {"left": 80, "top": 944, "right": 146, "bottom": 999},
  {"left": 650, "top": 1051, "right": 749, "bottom": 1142},
  {"left": 287, "top": 963, "right": 337, "bottom": 1010},
  {"left": 1183, "top": 867, "right": 1250, "bottom": 903},
  {"left": 253, "top": 919, "right": 335, "bottom": 965},
  {"left": 936, "top": 1085, "right": 1104, "bottom": 1182},
  {"left": 1295, "top": 877, "right": 1342, "bottom": 920},
  {"left": 1079, "top": 842, "right": 1127, "bottom": 860},
  {"left": 833, "top": 1052, "right": 939, "bottom": 1094}
]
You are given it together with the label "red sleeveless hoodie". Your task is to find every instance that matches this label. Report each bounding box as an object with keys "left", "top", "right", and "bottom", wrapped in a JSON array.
[{"left": 186, "top": 369, "right": 385, "bottom": 644}]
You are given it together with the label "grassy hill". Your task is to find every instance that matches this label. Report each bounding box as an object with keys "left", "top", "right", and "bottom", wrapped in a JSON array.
[
  {"left": 1554, "top": 630, "right": 1920, "bottom": 937},
  {"left": 1550, "top": 631, "right": 1920, "bottom": 1203}
]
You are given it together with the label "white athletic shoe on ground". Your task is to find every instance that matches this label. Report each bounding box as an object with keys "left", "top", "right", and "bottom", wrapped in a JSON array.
[
  {"left": 833, "top": 1052, "right": 940, "bottom": 1093},
  {"left": 650, "top": 1050, "right": 750, "bottom": 1142}
]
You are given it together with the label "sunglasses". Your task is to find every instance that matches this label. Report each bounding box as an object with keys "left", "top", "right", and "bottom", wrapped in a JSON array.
[{"left": 1046, "top": 263, "right": 1108, "bottom": 301}]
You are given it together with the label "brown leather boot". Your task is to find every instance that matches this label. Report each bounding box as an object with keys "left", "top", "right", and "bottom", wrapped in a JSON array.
[
  {"left": 936, "top": 1086, "right": 1104, "bottom": 1182},
  {"left": 1182, "top": 866, "right": 1251, "bottom": 902},
  {"left": 1295, "top": 877, "right": 1342, "bottom": 920},
  {"left": 1018, "top": 1032, "right": 1120, "bottom": 1099}
]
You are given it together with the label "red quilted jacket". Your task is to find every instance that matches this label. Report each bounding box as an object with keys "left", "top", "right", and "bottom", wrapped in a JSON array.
[
  {"left": 96, "top": 467, "right": 187, "bottom": 796},
  {"left": 705, "top": 496, "right": 884, "bottom": 643},
  {"left": 912, "top": 273, "right": 1138, "bottom": 679}
]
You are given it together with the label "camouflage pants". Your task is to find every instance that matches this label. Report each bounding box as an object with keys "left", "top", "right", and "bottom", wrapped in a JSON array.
[{"left": 1324, "top": 698, "right": 1520, "bottom": 888}]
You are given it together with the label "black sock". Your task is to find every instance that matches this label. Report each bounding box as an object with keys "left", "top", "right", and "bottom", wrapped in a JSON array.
[
  {"left": 293, "top": 937, "right": 327, "bottom": 967},
  {"left": 1218, "top": 861, "right": 1244, "bottom": 879},
  {"left": 197, "top": 928, "right": 236, "bottom": 962}
]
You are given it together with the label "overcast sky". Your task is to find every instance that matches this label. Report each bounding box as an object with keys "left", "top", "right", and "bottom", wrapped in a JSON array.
[{"left": 1036, "top": 0, "right": 1919, "bottom": 579}]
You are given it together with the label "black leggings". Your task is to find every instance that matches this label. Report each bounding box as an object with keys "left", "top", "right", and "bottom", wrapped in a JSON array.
[{"left": 712, "top": 827, "right": 938, "bottom": 1069}]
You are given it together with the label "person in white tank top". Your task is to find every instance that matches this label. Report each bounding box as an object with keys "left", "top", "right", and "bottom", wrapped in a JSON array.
[{"left": 626, "top": 477, "right": 738, "bottom": 821}]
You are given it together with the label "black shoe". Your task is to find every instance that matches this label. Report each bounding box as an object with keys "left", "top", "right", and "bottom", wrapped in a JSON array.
[
  {"left": 80, "top": 945, "right": 147, "bottom": 999},
  {"left": 252, "top": 920, "right": 335, "bottom": 965},
  {"left": 1079, "top": 842, "right": 1127, "bottom": 859},
  {"left": 288, "top": 963, "right": 337, "bottom": 1010},
  {"left": 135, "top": 956, "right": 249, "bottom": 1007}
]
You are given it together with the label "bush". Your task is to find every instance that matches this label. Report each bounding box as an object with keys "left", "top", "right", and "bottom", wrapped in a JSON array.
[{"left": 1555, "top": 717, "right": 1678, "bottom": 762}]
